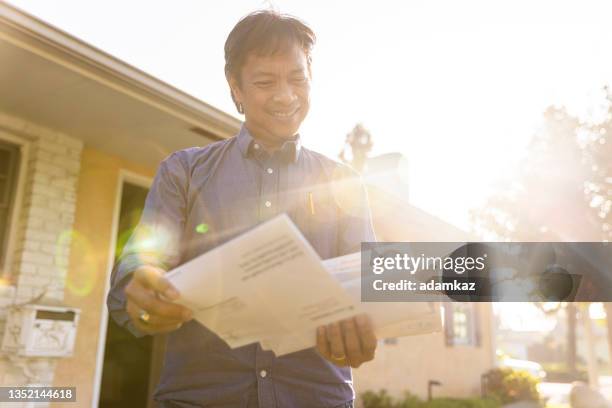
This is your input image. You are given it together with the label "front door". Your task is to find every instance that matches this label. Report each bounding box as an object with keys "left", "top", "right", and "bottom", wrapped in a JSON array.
[{"left": 99, "top": 181, "right": 165, "bottom": 407}]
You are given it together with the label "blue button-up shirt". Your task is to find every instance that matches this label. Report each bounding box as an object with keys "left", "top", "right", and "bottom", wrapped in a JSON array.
[{"left": 107, "top": 126, "right": 375, "bottom": 407}]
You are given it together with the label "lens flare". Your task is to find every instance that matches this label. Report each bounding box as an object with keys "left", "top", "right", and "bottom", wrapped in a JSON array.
[
  {"left": 122, "top": 222, "right": 179, "bottom": 267},
  {"left": 57, "top": 230, "right": 97, "bottom": 297},
  {"left": 196, "top": 223, "right": 209, "bottom": 234},
  {"left": 331, "top": 165, "right": 366, "bottom": 217}
]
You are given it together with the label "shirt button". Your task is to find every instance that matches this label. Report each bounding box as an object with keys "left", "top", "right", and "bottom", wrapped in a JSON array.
[
  {"left": 267, "top": 168, "right": 274, "bottom": 174},
  {"left": 253, "top": 143, "right": 260, "bottom": 150},
  {"left": 259, "top": 369, "right": 267, "bottom": 378},
  {"left": 264, "top": 200, "right": 272, "bottom": 208}
]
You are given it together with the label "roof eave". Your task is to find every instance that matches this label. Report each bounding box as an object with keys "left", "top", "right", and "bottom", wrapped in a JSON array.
[{"left": 0, "top": 1, "right": 241, "bottom": 139}]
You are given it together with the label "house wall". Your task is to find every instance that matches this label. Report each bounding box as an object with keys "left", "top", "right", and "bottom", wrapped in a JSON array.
[
  {"left": 352, "top": 187, "right": 496, "bottom": 404},
  {"left": 0, "top": 111, "right": 83, "bottom": 403},
  {"left": 51, "top": 148, "right": 154, "bottom": 407},
  {"left": 0, "top": 112, "right": 82, "bottom": 303},
  {"left": 0, "top": 110, "right": 155, "bottom": 407},
  {"left": 353, "top": 303, "right": 495, "bottom": 403}
]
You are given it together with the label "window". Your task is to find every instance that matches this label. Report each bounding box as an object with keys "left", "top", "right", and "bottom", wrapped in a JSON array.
[
  {"left": 443, "top": 302, "right": 481, "bottom": 347},
  {"left": 0, "top": 140, "right": 20, "bottom": 272}
]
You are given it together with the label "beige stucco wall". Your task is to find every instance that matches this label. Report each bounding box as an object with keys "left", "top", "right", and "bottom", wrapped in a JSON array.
[
  {"left": 52, "top": 148, "right": 154, "bottom": 407},
  {"left": 352, "top": 187, "right": 496, "bottom": 403},
  {"left": 353, "top": 302, "right": 495, "bottom": 402}
]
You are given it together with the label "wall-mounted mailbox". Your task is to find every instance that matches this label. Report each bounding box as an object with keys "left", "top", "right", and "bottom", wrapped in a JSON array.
[{"left": 2, "top": 304, "right": 80, "bottom": 357}]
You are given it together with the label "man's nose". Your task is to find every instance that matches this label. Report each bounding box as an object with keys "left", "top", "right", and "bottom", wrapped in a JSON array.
[{"left": 272, "top": 81, "right": 297, "bottom": 105}]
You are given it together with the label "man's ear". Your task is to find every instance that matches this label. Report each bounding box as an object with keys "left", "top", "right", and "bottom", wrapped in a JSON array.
[
  {"left": 226, "top": 74, "right": 243, "bottom": 113},
  {"left": 225, "top": 75, "right": 244, "bottom": 115}
]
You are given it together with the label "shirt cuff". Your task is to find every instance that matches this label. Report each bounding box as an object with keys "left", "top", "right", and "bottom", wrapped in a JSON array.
[{"left": 107, "top": 253, "right": 167, "bottom": 338}]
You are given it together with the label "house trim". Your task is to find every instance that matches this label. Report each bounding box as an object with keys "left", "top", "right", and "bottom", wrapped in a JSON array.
[
  {"left": 0, "top": 1, "right": 241, "bottom": 139},
  {"left": 0, "top": 129, "right": 30, "bottom": 282}
]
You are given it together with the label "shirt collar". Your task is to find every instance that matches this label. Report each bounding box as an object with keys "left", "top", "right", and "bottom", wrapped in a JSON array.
[{"left": 236, "top": 125, "right": 301, "bottom": 163}]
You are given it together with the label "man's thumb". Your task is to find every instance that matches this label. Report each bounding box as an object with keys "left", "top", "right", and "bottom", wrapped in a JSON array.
[{"left": 136, "top": 266, "right": 179, "bottom": 300}]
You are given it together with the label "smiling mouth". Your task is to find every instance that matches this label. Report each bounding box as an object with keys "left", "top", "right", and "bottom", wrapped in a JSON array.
[{"left": 270, "top": 107, "right": 299, "bottom": 118}]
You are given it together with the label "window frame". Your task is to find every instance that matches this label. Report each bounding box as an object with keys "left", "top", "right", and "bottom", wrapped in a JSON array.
[
  {"left": 0, "top": 129, "right": 30, "bottom": 281},
  {"left": 444, "top": 302, "right": 481, "bottom": 347},
  {"left": 451, "top": 302, "right": 476, "bottom": 346}
]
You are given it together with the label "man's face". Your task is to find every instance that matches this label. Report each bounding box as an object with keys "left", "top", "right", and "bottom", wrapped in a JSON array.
[{"left": 229, "top": 44, "right": 311, "bottom": 144}]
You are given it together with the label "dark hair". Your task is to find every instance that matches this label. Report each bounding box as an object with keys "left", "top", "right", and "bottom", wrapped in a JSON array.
[{"left": 224, "top": 10, "right": 316, "bottom": 108}]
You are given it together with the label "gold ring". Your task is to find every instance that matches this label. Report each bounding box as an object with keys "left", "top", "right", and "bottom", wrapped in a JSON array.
[
  {"left": 139, "top": 310, "right": 151, "bottom": 324},
  {"left": 332, "top": 354, "right": 346, "bottom": 361}
]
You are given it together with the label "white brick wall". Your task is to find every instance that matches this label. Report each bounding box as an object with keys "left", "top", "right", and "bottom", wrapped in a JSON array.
[
  {"left": 0, "top": 111, "right": 83, "bottom": 392},
  {"left": 0, "top": 114, "right": 83, "bottom": 303}
]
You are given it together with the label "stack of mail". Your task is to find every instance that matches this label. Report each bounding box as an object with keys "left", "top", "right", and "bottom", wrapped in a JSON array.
[{"left": 166, "top": 214, "right": 441, "bottom": 356}]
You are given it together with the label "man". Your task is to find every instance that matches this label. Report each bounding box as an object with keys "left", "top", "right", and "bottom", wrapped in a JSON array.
[{"left": 108, "top": 10, "right": 377, "bottom": 408}]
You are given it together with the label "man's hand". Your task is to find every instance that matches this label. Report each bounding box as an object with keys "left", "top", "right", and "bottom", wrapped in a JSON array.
[
  {"left": 125, "top": 265, "right": 193, "bottom": 335},
  {"left": 316, "top": 314, "right": 377, "bottom": 368}
]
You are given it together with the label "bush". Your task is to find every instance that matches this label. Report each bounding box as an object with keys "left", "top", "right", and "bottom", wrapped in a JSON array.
[
  {"left": 483, "top": 367, "right": 541, "bottom": 405},
  {"left": 361, "top": 389, "right": 397, "bottom": 408},
  {"left": 425, "top": 398, "right": 499, "bottom": 408},
  {"left": 396, "top": 392, "right": 423, "bottom": 408},
  {"left": 541, "top": 362, "right": 588, "bottom": 383},
  {"left": 360, "top": 390, "right": 500, "bottom": 408}
]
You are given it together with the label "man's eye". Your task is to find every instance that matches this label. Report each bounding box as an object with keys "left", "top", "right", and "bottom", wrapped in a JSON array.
[
  {"left": 292, "top": 77, "right": 307, "bottom": 83},
  {"left": 255, "top": 81, "right": 273, "bottom": 87}
]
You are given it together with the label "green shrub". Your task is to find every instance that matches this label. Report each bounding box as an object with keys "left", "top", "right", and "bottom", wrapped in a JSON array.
[
  {"left": 395, "top": 392, "right": 423, "bottom": 408},
  {"left": 361, "top": 389, "right": 396, "bottom": 408},
  {"left": 424, "top": 397, "right": 499, "bottom": 408},
  {"left": 541, "top": 362, "right": 588, "bottom": 383},
  {"left": 483, "top": 367, "right": 541, "bottom": 404},
  {"left": 360, "top": 390, "right": 500, "bottom": 408}
]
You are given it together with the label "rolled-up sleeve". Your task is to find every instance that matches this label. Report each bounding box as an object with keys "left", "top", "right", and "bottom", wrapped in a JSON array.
[{"left": 107, "top": 152, "right": 189, "bottom": 336}]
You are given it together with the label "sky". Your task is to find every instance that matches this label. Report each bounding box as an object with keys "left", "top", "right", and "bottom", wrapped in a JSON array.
[{"left": 10, "top": 0, "right": 612, "bottom": 230}]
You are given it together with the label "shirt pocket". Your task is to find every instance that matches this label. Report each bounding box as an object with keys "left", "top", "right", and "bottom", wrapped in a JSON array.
[{"left": 292, "top": 188, "right": 339, "bottom": 258}]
